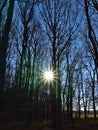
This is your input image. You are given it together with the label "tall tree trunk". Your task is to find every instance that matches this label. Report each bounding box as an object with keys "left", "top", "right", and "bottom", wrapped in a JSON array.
[
  {"left": 0, "top": 0, "right": 15, "bottom": 111},
  {"left": 84, "top": 104, "right": 87, "bottom": 119},
  {"left": 57, "top": 62, "right": 62, "bottom": 127},
  {"left": 51, "top": 10, "right": 57, "bottom": 126},
  {"left": 92, "top": 70, "right": 96, "bottom": 119}
]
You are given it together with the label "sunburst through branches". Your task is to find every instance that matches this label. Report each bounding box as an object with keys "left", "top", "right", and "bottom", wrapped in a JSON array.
[{"left": 42, "top": 69, "right": 56, "bottom": 84}]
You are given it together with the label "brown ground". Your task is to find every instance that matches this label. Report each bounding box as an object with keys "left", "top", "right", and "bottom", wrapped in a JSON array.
[{"left": 0, "top": 119, "right": 98, "bottom": 130}]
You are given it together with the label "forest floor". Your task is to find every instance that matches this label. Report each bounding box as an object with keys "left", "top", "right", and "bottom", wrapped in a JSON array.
[{"left": 0, "top": 119, "right": 98, "bottom": 130}]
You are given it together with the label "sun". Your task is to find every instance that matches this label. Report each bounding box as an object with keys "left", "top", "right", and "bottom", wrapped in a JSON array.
[
  {"left": 44, "top": 71, "right": 54, "bottom": 81},
  {"left": 42, "top": 69, "right": 55, "bottom": 83}
]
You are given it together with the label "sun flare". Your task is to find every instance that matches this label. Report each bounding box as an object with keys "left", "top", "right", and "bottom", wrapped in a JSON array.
[{"left": 42, "top": 69, "right": 55, "bottom": 83}]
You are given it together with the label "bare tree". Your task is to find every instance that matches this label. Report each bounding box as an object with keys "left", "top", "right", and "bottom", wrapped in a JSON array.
[
  {"left": 0, "top": 0, "right": 15, "bottom": 111},
  {"left": 91, "top": 0, "right": 98, "bottom": 11},
  {"left": 84, "top": 0, "right": 98, "bottom": 81},
  {"left": 39, "top": 0, "right": 79, "bottom": 127}
]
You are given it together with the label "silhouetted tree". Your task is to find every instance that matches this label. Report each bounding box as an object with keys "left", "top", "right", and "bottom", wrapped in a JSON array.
[
  {"left": 84, "top": 0, "right": 98, "bottom": 81},
  {"left": 39, "top": 0, "right": 79, "bottom": 127},
  {"left": 0, "top": 0, "right": 15, "bottom": 111}
]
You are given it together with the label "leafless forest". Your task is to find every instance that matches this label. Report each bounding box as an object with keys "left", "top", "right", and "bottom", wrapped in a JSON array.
[{"left": 0, "top": 0, "right": 98, "bottom": 130}]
